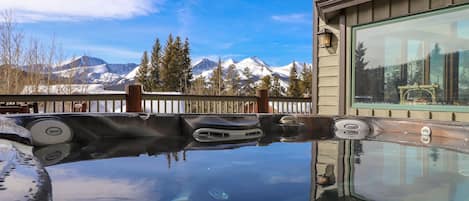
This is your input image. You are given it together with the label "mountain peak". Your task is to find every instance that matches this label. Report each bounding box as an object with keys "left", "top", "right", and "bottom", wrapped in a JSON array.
[
  {"left": 222, "top": 58, "right": 236, "bottom": 67},
  {"left": 60, "top": 55, "right": 107, "bottom": 69},
  {"left": 238, "top": 56, "right": 269, "bottom": 67},
  {"left": 193, "top": 58, "right": 216, "bottom": 65},
  {"left": 200, "top": 58, "right": 212, "bottom": 62},
  {"left": 192, "top": 58, "right": 218, "bottom": 74}
]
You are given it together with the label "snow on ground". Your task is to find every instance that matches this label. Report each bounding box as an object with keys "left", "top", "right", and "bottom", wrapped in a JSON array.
[{"left": 20, "top": 84, "right": 119, "bottom": 95}]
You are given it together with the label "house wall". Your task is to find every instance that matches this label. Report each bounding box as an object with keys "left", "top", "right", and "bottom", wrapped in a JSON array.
[
  {"left": 317, "top": 16, "right": 341, "bottom": 115},
  {"left": 314, "top": 0, "right": 469, "bottom": 121}
]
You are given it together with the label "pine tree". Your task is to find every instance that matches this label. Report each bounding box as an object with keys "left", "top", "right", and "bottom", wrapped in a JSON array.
[
  {"left": 288, "top": 61, "right": 302, "bottom": 97},
  {"left": 355, "top": 42, "right": 369, "bottom": 98},
  {"left": 242, "top": 67, "right": 256, "bottom": 96},
  {"left": 149, "top": 38, "right": 161, "bottom": 91},
  {"left": 225, "top": 64, "right": 241, "bottom": 95},
  {"left": 159, "top": 34, "right": 193, "bottom": 93},
  {"left": 191, "top": 76, "right": 206, "bottom": 95},
  {"left": 172, "top": 36, "right": 184, "bottom": 91},
  {"left": 271, "top": 75, "right": 284, "bottom": 97},
  {"left": 300, "top": 63, "right": 313, "bottom": 96},
  {"left": 172, "top": 36, "right": 184, "bottom": 92},
  {"left": 210, "top": 58, "right": 224, "bottom": 95},
  {"left": 160, "top": 34, "right": 174, "bottom": 91},
  {"left": 260, "top": 75, "right": 271, "bottom": 90},
  {"left": 182, "top": 38, "right": 192, "bottom": 93},
  {"left": 136, "top": 51, "right": 150, "bottom": 91}
]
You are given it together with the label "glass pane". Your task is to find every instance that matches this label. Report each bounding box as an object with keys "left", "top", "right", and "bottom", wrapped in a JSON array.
[
  {"left": 354, "top": 5, "right": 469, "bottom": 107},
  {"left": 429, "top": 43, "right": 445, "bottom": 103},
  {"left": 407, "top": 40, "right": 425, "bottom": 86}
]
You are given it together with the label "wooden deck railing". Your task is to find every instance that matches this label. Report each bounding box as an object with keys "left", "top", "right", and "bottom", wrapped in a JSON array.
[
  {"left": 0, "top": 85, "right": 312, "bottom": 114},
  {"left": 0, "top": 94, "right": 127, "bottom": 113},
  {"left": 142, "top": 94, "right": 259, "bottom": 114},
  {"left": 269, "top": 97, "right": 313, "bottom": 114}
]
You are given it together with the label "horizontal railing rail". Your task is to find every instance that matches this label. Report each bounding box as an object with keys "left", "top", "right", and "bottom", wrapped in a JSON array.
[
  {"left": 0, "top": 86, "right": 313, "bottom": 114},
  {"left": 142, "top": 94, "right": 258, "bottom": 101},
  {"left": 0, "top": 94, "right": 125, "bottom": 102}
]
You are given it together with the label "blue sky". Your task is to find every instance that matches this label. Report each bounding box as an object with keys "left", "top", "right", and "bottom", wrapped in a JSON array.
[{"left": 7, "top": 0, "right": 312, "bottom": 66}]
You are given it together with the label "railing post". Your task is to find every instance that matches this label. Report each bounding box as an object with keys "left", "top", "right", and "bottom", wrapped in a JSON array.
[
  {"left": 126, "top": 85, "right": 143, "bottom": 112},
  {"left": 32, "top": 102, "right": 38, "bottom": 113},
  {"left": 81, "top": 102, "right": 87, "bottom": 112},
  {"left": 256, "top": 89, "right": 269, "bottom": 113}
]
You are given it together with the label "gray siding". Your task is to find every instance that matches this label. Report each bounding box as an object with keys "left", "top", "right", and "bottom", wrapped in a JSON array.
[
  {"left": 317, "top": 16, "right": 341, "bottom": 115},
  {"left": 315, "top": 0, "right": 469, "bottom": 121}
]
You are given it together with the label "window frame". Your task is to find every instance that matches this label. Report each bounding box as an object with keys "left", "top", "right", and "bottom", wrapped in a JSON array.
[{"left": 350, "top": 3, "right": 469, "bottom": 113}]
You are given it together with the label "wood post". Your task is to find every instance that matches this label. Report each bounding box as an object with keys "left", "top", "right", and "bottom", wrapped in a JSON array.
[
  {"left": 256, "top": 89, "right": 269, "bottom": 113},
  {"left": 81, "top": 102, "right": 87, "bottom": 112},
  {"left": 32, "top": 102, "right": 39, "bottom": 113},
  {"left": 126, "top": 85, "right": 143, "bottom": 112}
]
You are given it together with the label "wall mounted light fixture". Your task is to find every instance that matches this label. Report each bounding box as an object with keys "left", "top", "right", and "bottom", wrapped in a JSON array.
[{"left": 317, "top": 29, "right": 333, "bottom": 48}]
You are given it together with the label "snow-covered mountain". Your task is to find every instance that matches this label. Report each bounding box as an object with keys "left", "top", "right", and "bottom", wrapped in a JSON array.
[
  {"left": 20, "top": 55, "right": 311, "bottom": 91},
  {"left": 192, "top": 58, "right": 218, "bottom": 75},
  {"left": 272, "top": 61, "right": 306, "bottom": 78},
  {"left": 50, "top": 56, "right": 137, "bottom": 89},
  {"left": 191, "top": 56, "right": 312, "bottom": 88}
]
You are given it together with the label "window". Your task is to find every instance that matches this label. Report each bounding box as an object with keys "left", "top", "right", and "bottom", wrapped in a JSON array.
[{"left": 352, "top": 5, "right": 469, "bottom": 111}]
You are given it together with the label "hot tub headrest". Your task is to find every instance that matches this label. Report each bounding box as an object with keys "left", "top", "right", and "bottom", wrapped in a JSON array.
[{"left": 183, "top": 115, "right": 260, "bottom": 130}]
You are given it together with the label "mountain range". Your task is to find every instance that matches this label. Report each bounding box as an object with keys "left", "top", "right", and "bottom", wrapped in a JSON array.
[
  {"left": 191, "top": 56, "right": 312, "bottom": 88},
  {"left": 40, "top": 56, "right": 312, "bottom": 90}
]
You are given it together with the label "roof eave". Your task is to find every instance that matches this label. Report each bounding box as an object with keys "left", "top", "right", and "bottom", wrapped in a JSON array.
[{"left": 316, "top": 0, "right": 372, "bottom": 20}]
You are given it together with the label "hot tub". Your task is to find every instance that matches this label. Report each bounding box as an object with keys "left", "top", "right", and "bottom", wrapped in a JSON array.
[{"left": 1, "top": 113, "right": 469, "bottom": 201}]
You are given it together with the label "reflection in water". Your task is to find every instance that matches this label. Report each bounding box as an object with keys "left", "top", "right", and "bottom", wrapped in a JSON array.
[
  {"left": 430, "top": 147, "right": 439, "bottom": 162},
  {"left": 37, "top": 137, "right": 469, "bottom": 201},
  {"left": 0, "top": 114, "right": 320, "bottom": 201},
  {"left": 166, "top": 151, "right": 187, "bottom": 169},
  {"left": 42, "top": 139, "right": 313, "bottom": 201},
  {"left": 313, "top": 140, "right": 469, "bottom": 201}
]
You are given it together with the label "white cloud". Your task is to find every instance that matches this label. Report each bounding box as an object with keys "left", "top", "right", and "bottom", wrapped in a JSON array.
[
  {"left": 47, "top": 167, "right": 160, "bottom": 201},
  {"left": 265, "top": 175, "right": 309, "bottom": 184},
  {"left": 176, "top": 0, "right": 198, "bottom": 36},
  {"left": 0, "top": 0, "right": 164, "bottom": 22},
  {"left": 272, "top": 13, "right": 310, "bottom": 24}
]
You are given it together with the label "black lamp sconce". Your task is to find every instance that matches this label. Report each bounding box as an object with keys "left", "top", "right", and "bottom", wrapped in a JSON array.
[{"left": 317, "top": 28, "right": 333, "bottom": 48}]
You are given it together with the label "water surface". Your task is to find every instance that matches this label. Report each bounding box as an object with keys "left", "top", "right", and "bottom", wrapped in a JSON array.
[{"left": 42, "top": 139, "right": 469, "bottom": 201}]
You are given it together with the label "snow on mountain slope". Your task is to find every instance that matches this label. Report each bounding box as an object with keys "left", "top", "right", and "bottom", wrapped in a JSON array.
[
  {"left": 50, "top": 56, "right": 138, "bottom": 87},
  {"left": 107, "top": 63, "right": 138, "bottom": 74},
  {"left": 222, "top": 58, "right": 236, "bottom": 68},
  {"left": 56, "top": 56, "right": 136, "bottom": 75},
  {"left": 53, "top": 64, "right": 108, "bottom": 76},
  {"left": 58, "top": 56, "right": 107, "bottom": 69},
  {"left": 125, "top": 65, "right": 141, "bottom": 80},
  {"left": 271, "top": 61, "right": 309, "bottom": 78},
  {"left": 20, "top": 55, "right": 311, "bottom": 91},
  {"left": 191, "top": 57, "right": 312, "bottom": 89},
  {"left": 237, "top": 56, "right": 269, "bottom": 68},
  {"left": 193, "top": 56, "right": 274, "bottom": 79},
  {"left": 235, "top": 56, "right": 273, "bottom": 78},
  {"left": 192, "top": 58, "right": 218, "bottom": 75}
]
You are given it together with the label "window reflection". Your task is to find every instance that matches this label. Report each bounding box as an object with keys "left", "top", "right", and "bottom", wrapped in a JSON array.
[
  {"left": 354, "top": 6, "right": 469, "bottom": 106},
  {"left": 313, "top": 140, "right": 469, "bottom": 201}
]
